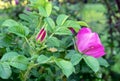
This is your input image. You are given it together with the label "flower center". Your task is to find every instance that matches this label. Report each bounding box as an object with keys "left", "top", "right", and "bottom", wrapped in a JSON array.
[{"left": 82, "top": 46, "right": 94, "bottom": 53}]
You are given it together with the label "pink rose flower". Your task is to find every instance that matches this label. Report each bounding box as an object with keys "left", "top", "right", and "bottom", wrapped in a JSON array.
[
  {"left": 76, "top": 27, "right": 105, "bottom": 58},
  {"left": 36, "top": 28, "right": 46, "bottom": 42}
]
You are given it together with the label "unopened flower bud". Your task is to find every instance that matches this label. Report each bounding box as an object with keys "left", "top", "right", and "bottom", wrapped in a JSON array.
[
  {"left": 68, "top": 27, "right": 75, "bottom": 34},
  {"left": 36, "top": 28, "right": 46, "bottom": 42},
  {"left": 26, "top": 7, "right": 30, "bottom": 11},
  {"left": 15, "top": 0, "right": 19, "bottom": 5}
]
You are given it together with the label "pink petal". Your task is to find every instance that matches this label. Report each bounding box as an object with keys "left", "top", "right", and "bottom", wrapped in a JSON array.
[
  {"left": 77, "top": 27, "right": 92, "bottom": 35},
  {"left": 83, "top": 33, "right": 105, "bottom": 58},
  {"left": 84, "top": 44, "right": 105, "bottom": 58},
  {"left": 76, "top": 28, "right": 92, "bottom": 52}
]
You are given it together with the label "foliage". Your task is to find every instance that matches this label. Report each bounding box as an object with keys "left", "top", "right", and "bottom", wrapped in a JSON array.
[{"left": 1, "top": 0, "right": 120, "bottom": 81}]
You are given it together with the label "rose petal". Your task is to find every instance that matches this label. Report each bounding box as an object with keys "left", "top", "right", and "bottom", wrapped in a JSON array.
[
  {"left": 76, "top": 28, "right": 92, "bottom": 52},
  {"left": 85, "top": 44, "right": 105, "bottom": 58}
]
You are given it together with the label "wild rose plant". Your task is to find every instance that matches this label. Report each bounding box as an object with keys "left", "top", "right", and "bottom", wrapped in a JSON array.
[{"left": 0, "top": 0, "right": 109, "bottom": 81}]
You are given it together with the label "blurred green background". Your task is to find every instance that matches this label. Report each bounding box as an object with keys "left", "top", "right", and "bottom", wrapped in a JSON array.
[{"left": 0, "top": 0, "right": 120, "bottom": 81}]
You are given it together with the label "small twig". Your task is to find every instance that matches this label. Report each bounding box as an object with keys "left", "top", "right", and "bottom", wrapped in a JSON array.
[
  {"left": 103, "top": 0, "right": 118, "bottom": 19},
  {"left": 115, "top": 0, "right": 120, "bottom": 12}
]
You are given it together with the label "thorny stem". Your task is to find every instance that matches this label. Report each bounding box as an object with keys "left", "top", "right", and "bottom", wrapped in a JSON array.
[
  {"left": 103, "top": 0, "right": 118, "bottom": 19},
  {"left": 30, "top": 16, "right": 43, "bottom": 40},
  {"left": 72, "top": 37, "right": 77, "bottom": 51},
  {"left": 36, "top": 45, "right": 47, "bottom": 54},
  {"left": 25, "top": 37, "right": 31, "bottom": 47},
  {"left": 48, "top": 27, "right": 61, "bottom": 39},
  {"left": 22, "top": 63, "right": 39, "bottom": 81},
  {"left": 34, "top": 17, "right": 43, "bottom": 35},
  {"left": 24, "top": 37, "right": 35, "bottom": 56},
  {"left": 24, "top": 16, "right": 44, "bottom": 55},
  {"left": 22, "top": 60, "right": 55, "bottom": 81},
  {"left": 115, "top": 0, "right": 120, "bottom": 12},
  {"left": 104, "top": 0, "right": 114, "bottom": 56}
]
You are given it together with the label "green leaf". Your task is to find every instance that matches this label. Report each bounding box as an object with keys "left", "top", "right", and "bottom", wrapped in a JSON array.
[
  {"left": 77, "top": 21, "right": 89, "bottom": 27},
  {"left": 70, "top": 54, "right": 82, "bottom": 66},
  {"left": 10, "top": 55, "right": 29, "bottom": 70},
  {"left": 53, "top": 6, "right": 59, "bottom": 11},
  {"left": 56, "top": 14, "right": 69, "bottom": 26},
  {"left": 59, "top": 36, "right": 73, "bottom": 48},
  {"left": 30, "top": 0, "right": 47, "bottom": 8},
  {"left": 2, "top": 19, "right": 18, "bottom": 27},
  {"left": 111, "top": 61, "right": 120, "bottom": 73},
  {"left": 55, "top": 59, "right": 75, "bottom": 77},
  {"left": 97, "top": 57, "right": 109, "bottom": 67},
  {"left": 37, "top": 55, "right": 50, "bottom": 64},
  {"left": 38, "top": 6, "right": 48, "bottom": 17},
  {"left": 47, "top": 37, "right": 60, "bottom": 47},
  {"left": 0, "top": 34, "right": 12, "bottom": 48},
  {"left": 19, "top": 14, "right": 32, "bottom": 22},
  {"left": 8, "top": 25, "right": 29, "bottom": 37},
  {"left": 0, "top": 62, "right": 12, "bottom": 79},
  {"left": 83, "top": 56, "right": 99, "bottom": 72},
  {"left": 36, "top": 0, "right": 46, "bottom": 6},
  {"left": 44, "top": 17, "right": 55, "bottom": 32},
  {"left": 45, "top": 2, "right": 52, "bottom": 16},
  {"left": 45, "top": 17, "right": 55, "bottom": 28},
  {"left": 55, "top": 27, "right": 72, "bottom": 35},
  {"left": 1, "top": 52, "right": 19, "bottom": 62},
  {"left": 65, "top": 50, "right": 82, "bottom": 65},
  {"left": 19, "top": 11, "right": 39, "bottom": 29},
  {"left": 2, "top": 19, "right": 29, "bottom": 37},
  {"left": 64, "top": 20, "right": 80, "bottom": 32}
]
